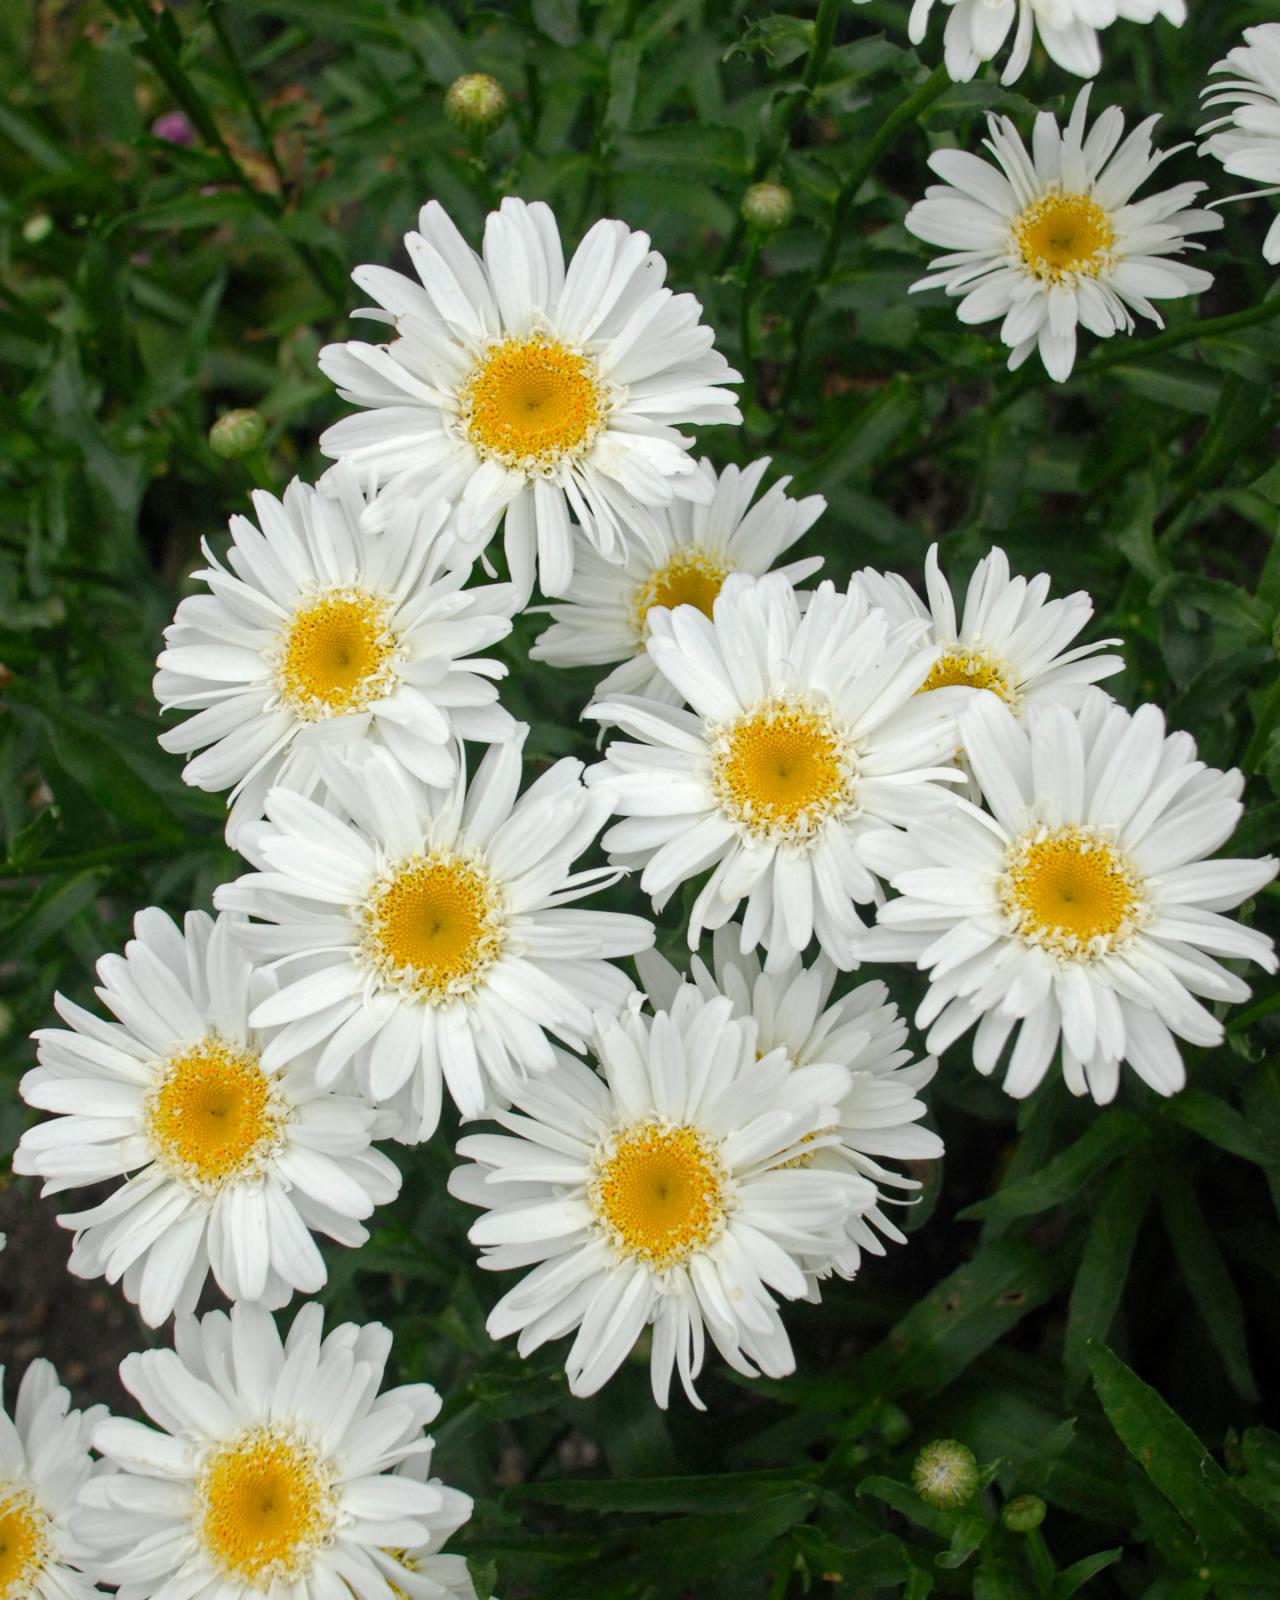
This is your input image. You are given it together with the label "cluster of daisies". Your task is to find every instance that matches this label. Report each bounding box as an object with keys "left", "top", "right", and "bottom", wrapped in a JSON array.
[{"left": 6, "top": 15, "right": 1279, "bottom": 1600}]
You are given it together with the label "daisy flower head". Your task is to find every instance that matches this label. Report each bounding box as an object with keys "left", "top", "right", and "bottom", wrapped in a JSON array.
[
  {"left": 905, "top": 85, "right": 1222, "bottom": 381},
  {"left": 318, "top": 197, "right": 742, "bottom": 598},
  {"left": 155, "top": 468, "right": 519, "bottom": 846},
  {"left": 530, "top": 456, "right": 825, "bottom": 706},
  {"left": 82, "top": 1300, "right": 472, "bottom": 1598},
  {"left": 585, "top": 571, "right": 967, "bottom": 972},
  {"left": 884, "top": 0, "right": 1183, "bottom": 86},
  {"left": 638, "top": 927, "right": 943, "bottom": 1283},
  {"left": 0, "top": 1359, "right": 110, "bottom": 1599},
  {"left": 1200, "top": 24, "right": 1280, "bottom": 265},
  {"left": 14, "top": 910, "right": 400, "bottom": 1327},
  {"left": 215, "top": 731, "right": 654, "bottom": 1141},
  {"left": 860, "top": 691, "right": 1278, "bottom": 1105},
  {"left": 853, "top": 542, "right": 1123, "bottom": 719},
  {"left": 449, "top": 991, "right": 862, "bottom": 1408}
]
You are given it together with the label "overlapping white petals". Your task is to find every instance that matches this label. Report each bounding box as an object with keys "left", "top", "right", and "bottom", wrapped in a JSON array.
[
  {"left": 215, "top": 731, "right": 653, "bottom": 1141},
  {"left": 318, "top": 197, "right": 740, "bottom": 598},
  {"left": 82, "top": 1301, "right": 476, "bottom": 1599},
  {"left": 861, "top": 691, "right": 1277, "bottom": 1103},
  {"left": 586, "top": 572, "right": 966, "bottom": 970},
  {"left": 15, "top": 910, "right": 401, "bottom": 1326},
  {"left": 1200, "top": 23, "right": 1280, "bottom": 264},
  {"left": 450, "top": 992, "right": 862, "bottom": 1407},
  {"left": 531, "top": 457, "right": 824, "bottom": 705},
  {"left": 155, "top": 469, "right": 518, "bottom": 846},
  {"left": 906, "top": 86, "right": 1221, "bottom": 380}
]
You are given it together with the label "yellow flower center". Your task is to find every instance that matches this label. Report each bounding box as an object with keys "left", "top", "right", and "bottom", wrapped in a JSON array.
[
  {"left": 590, "top": 1121, "right": 729, "bottom": 1271},
  {"left": 709, "top": 695, "right": 856, "bottom": 845},
  {"left": 146, "top": 1038, "right": 286, "bottom": 1191},
  {"left": 196, "top": 1426, "right": 336, "bottom": 1587},
  {"left": 632, "top": 548, "right": 732, "bottom": 637},
  {"left": 0, "top": 1490, "right": 49, "bottom": 1598},
  {"left": 1014, "top": 190, "right": 1115, "bottom": 284},
  {"left": 462, "top": 334, "right": 608, "bottom": 473},
  {"left": 276, "top": 588, "right": 397, "bottom": 721},
  {"left": 357, "top": 852, "right": 506, "bottom": 1003},
  {"left": 918, "top": 646, "right": 1017, "bottom": 707},
  {"left": 999, "top": 825, "right": 1146, "bottom": 959}
]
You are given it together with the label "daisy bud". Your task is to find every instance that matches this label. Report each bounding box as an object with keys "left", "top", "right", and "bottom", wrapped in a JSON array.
[
  {"left": 1002, "top": 1494, "right": 1047, "bottom": 1533},
  {"left": 444, "top": 73, "right": 509, "bottom": 135},
  {"left": 912, "top": 1440, "right": 980, "bottom": 1508},
  {"left": 208, "top": 407, "right": 265, "bottom": 459},
  {"left": 741, "top": 181, "right": 794, "bottom": 232}
]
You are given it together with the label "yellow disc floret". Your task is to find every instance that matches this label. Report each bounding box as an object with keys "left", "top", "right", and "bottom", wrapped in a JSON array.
[
  {"left": 0, "top": 1489, "right": 50, "bottom": 1599},
  {"left": 709, "top": 694, "right": 856, "bottom": 845},
  {"left": 462, "top": 334, "right": 608, "bottom": 473},
  {"left": 276, "top": 588, "right": 398, "bottom": 721},
  {"left": 196, "top": 1425, "right": 336, "bottom": 1587},
  {"left": 1014, "top": 190, "right": 1116, "bottom": 284},
  {"left": 590, "top": 1121, "right": 730, "bottom": 1271},
  {"left": 146, "top": 1038, "right": 286, "bottom": 1191},
  {"left": 632, "top": 548, "right": 733, "bottom": 637},
  {"left": 357, "top": 851, "right": 506, "bottom": 1003},
  {"left": 918, "top": 646, "right": 1018, "bottom": 708},
  {"left": 999, "top": 824, "right": 1146, "bottom": 960}
]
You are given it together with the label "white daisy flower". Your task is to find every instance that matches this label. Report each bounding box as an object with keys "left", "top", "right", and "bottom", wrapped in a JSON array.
[
  {"left": 0, "top": 1359, "right": 110, "bottom": 1599},
  {"left": 154, "top": 470, "right": 518, "bottom": 845},
  {"left": 529, "top": 457, "right": 824, "bottom": 706},
  {"left": 905, "top": 86, "right": 1222, "bottom": 381},
  {"left": 82, "top": 1300, "right": 472, "bottom": 1599},
  {"left": 1200, "top": 23, "right": 1280, "bottom": 265},
  {"left": 14, "top": 909, "right": 400, "bottom": 1327},
  {"left": 448, "top": 993, "right": 861, "bottom": 1408},
  {"left": 318, "top": 197, "right": 742, "bottom": 598},
  {"left": 585, "top": 572, "right": 965, "bottom": 971},
  {"left": 637, "top": 927, "right": 943, "bottom": 1284},
  {"left": 860, "top": 691, "right": 1278, "bottom": 1104},
  {"left": 853, "top": 542, "right": 1123, "bottom": 717},
  {"left": 869, "top": 0, "right": 1183, "bottom": 86},
  {"left": 215, "top": 732, "right": 653, "bottom": 1141}
]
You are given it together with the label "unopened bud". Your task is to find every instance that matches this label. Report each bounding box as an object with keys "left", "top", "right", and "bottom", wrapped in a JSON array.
[
  {"left": 912, "top": 1440, "right": 980, "bottom": 1508},
  {"left": 741, "top": 181, "right": 794, "bottom": 232},
  {"left": 445, "top": 74, "right": 510, "bottom": 136},
  {"left": 152, "top": 111, "right": 196, "bottom": 147},
  {"left": 209, "top": 409, "right": 266, "bottom": 460},
  {"left": 1001, "top": 1495, "right": 1046, "bottom": 1533},
  {"left": 22, "top": 213, "right": 53, "bottom": 244}
]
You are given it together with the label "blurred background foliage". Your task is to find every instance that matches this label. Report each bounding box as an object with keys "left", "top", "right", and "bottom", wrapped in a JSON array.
[{"left": 2, "top": 1, "right": 1280, "bottom": 1596}]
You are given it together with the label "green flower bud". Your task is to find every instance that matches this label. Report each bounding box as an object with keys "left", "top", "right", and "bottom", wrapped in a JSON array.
[
  {"left": 445, "top": 74, "right": 510, "bottom": 136},
  {"left": 1001, "top": 1495, "right": 1047, "bottom": 1533},
  {"left": 741, "top": 182, "right": 794, "bottom": 233},
  {"left": 912, "top": 1440, "right": 980, "bottom": 1509},
  {"left": 209, "top": 409, "right": 266, "bottom": 460}
]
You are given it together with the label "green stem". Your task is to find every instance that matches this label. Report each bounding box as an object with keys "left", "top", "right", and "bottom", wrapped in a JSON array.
[
  {"left": 1243, "top": 671, "right": 1280, "bottom": 775},
  {"left": 205, "top": 1, "right": 289, "bottom": 193},
  {"left": 714, "top": 0, "right": 843, "bottom": 274},
  {"left": 1024, "top": 1529, "right": 1056, "bottom": 1597},
  {"left": 772, "top": 63, "right": 952, "bottom": 424},
  {"left": 739, "top": 235, "right": 763, "bottom": 422}
]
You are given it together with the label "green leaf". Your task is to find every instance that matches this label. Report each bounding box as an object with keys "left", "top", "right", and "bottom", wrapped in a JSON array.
[
  {"left": 1053, "top": 1549, "right": 1122, "bottom": 1599},
  {"left": 1159, "top": 1172, "right": 1259, "bottom": 1402},
  {"left": 614, "top": 124, "right": 747, "bottom": 178},
  {"left": 959, "top": 1111, "right": 1149, "bottom": 1222},
  {"left": 1087, "top": 1341, "right": 1280, "bottom": 1566},
  {"left": 531, "top": 0, "right": 581, "bottom": 46},
  {"left": 506, "top": 1469, "right": 804, "bottom": 1514},
  {"left": 935, "top": 1514, "right": 989, "bottom": 1569},
  {"left": 856, "top": 1476, "right": 958, "bottom": 1539},
  {"left": 1162, "top": 1088, "right": 1280, "bottom": 1169},
  {"left": 1063, "top": 1154, "right": 1155, "bottom": 1391},
  {"left": 0, "top": 868, "right": 107, "bottom": 958},
  {"left": 6, "top": 806, "right": 60, "bottom": 869}
]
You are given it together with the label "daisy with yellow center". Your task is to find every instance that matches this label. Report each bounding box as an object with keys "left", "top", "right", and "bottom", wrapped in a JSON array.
[
  {"left": 15, "top": 910, "right": 401, "bottom": 1326},
  {"left": 0, "top": 1361, "right": 110, "bottom": 1600},
  {"left": 861, "top": 692, "right": 1277, "bottom": 1104},
  {"left": 905, "top": 86, "right": 1221, "bottom": 381},
  {"left": 586, "top": 572, "right": 967, "bottom": 972},
  {"left": 319, "top": 197, "right": 741, "bottom": 598},
  {"left": 854, "top": 542, "right": 1123, "bottom": 750},
  {"left": 531, "top": 457, "right": 823, "bottom": 706},
  {"left": 155, "top": 469, "right": 519, "bottom": 846},
  {"left": 85, "top": 1302, "right": 476, "bottom": 1600},
  {"left": 451, "top": 991, "right": 860, "bottom": 1408},
  {"left": 218, "top": 730, "right": 652, "bottom": 1143}
]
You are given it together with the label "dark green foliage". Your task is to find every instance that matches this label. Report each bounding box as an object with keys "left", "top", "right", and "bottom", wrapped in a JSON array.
[{"left": 1, "top": 2, "right": 1278, "bottom": 1596}]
